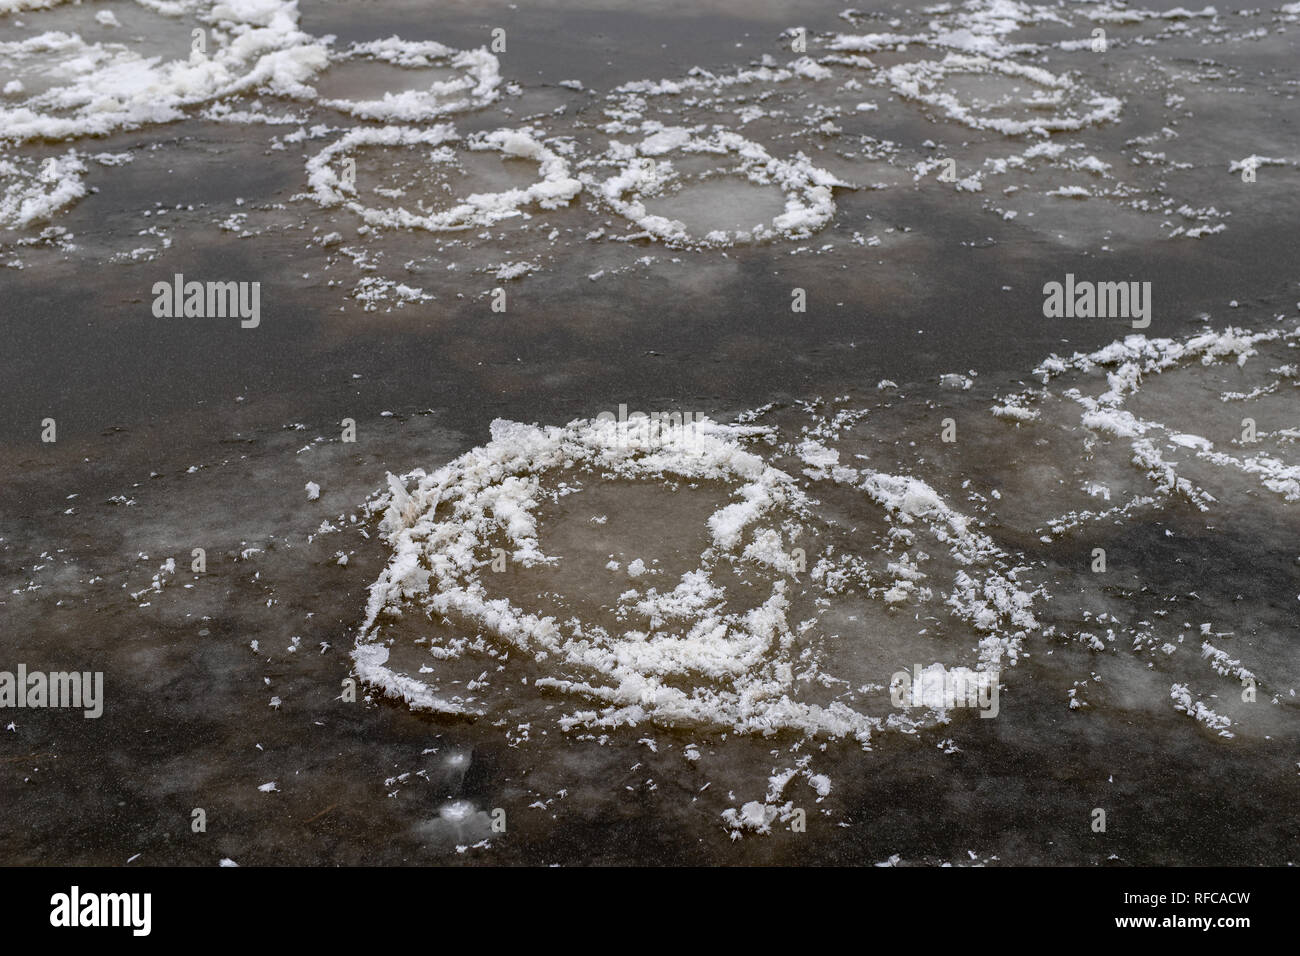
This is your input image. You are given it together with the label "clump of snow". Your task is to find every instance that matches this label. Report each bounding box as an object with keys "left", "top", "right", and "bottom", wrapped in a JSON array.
[
  {"left": 0, "top": 0, "right": 330, "bottom": 142},
  {"left": 0, "top": 150, "right": 86, "bottom": 228},
  {"left": 1170, "top": 683, "right": 1233, "bottom": 737}
]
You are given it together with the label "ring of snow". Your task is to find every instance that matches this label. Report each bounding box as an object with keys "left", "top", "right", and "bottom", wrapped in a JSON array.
[
  {"left": 310, "top": 37, "right": 500, "bottom": 122},
  {"left": 354, "top": 413, "right": 1040, "bottom": 746},
  {"left": 304, "top": 124, "right": 582, "bottom": 230},
  {"left": 590, "top": 128, "right": 843, "bottom": 247},
  {"left": 882, "top": 53, "right": 1122, "bottom": 136},
  {"left": 354, "top": 416, "right": 893, "bottom": 744}
]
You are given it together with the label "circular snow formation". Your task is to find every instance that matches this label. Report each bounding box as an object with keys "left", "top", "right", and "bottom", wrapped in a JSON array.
[
  {"left": 354, "top": 415, "right": 874, "bottom": 741},
  {"left": 309, "top": 37, "right": 500, "bottom": 122},
  {"left": 354, "top": 415, "right": 1036, "bottom": 745},
  {"left": 882, "top": 53, "right": 1121, "bottom": 136},
  {"left": 591, "top": 128, "right": 843, "bottom": 247},
  {"left": 304, "top": 124, "right": 582, "bottom": 231}
]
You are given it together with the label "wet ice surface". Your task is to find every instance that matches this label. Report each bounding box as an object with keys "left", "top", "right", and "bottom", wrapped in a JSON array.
[
  {"left": 352, "top": 321, "right": 1300, "bottom": 851},
  {"left": 4, "top": 0, "right": 1300, "bottom": 263},
  {"left": 5, "top": 319, "right": 1297, "bottom": 864},
  {"left": 2, "top": 0, "right": 1299, "bottom": 864}
]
